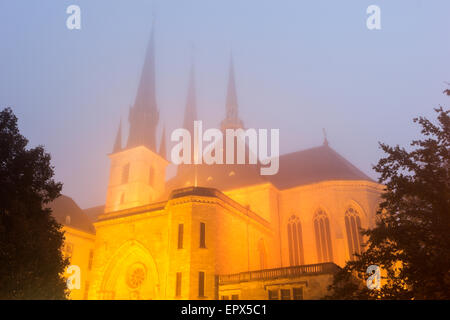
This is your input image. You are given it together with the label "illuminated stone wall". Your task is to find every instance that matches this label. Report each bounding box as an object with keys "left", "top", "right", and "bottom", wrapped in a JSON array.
[
  {"left": 64, "top": 178, "right": 382, "bottom": 299},
  {"left": 64, "top": 177, "right": 382, "bottom": 300},
  {"left": 62, "top": 137, "right": 384, "bottom": 300},
  {"left": 224, "top": 180, "right": 383, "bottom": 269},
  {"left": 277, "top": 180, "right": 383, "bottom": 267},
  {"left": 62, "top": 226, "right": 95, "bottom": 300},
  {"left": 88, "top": 208, "right": 168, "bottom": 300},
  {"left": 105, "top": 146, "right": 169, "bottom": 213},
  {"left": 83, "top": 189, "right": 277, "bottom": 300}
]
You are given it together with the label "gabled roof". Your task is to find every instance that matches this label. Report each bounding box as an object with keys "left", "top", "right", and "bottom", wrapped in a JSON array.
[
  {"left": 83, "top": 205, "right": 105, "bottom": 222},
  {"left": 165, "top": 135, "right": 265, "bottom": 196},
  {"left": 166, "top": 144, "right": 374, "bottom": 193},
  {"left": 49, "top": 195, "right": 95, "bottom": 234},
  {"left": 265, "top": 144, "right": 374, "bottom": 189},
  {"left": 165, "top": 162, "right": 266, "bottom": 197}
]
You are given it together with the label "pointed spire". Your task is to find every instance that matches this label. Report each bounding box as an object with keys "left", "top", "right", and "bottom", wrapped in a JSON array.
[
  {"left": 221, "top": 53, "right": 244, "bottom": 131},
  {"left": 323, "top": 128, "right": 329, "bottom": 146},
  {"left": 127, "top": 19, "right": 159, "bottom": 150},
  {"left": 113, "top": 120, "right": 122, "bottom": 153},
  {"left": 183, "top": 55, "right": 198, "bottom": 137},
  {"left": 159, "top": 126, "right": 167, "bottom": 159}
]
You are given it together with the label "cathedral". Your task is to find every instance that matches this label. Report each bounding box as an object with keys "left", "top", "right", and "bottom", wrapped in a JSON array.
[{"left": 50, "top": 24, "right": 384, "bottom": 300}]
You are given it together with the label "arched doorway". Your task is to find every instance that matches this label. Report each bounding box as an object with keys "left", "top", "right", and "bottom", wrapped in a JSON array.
[{"left": 99, "top": 240, "right": 160, "bottom": 300}]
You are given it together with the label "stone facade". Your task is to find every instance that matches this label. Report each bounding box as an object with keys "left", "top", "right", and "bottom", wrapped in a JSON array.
[
  {"left": 59, "top": 143, "right": 383, "bottom": 299},
  {"left": 62, "top": 226, "right": 95, "bottom": 300},
  {"left": 56, "top": 25, "right": 384, "bottom": 300}
]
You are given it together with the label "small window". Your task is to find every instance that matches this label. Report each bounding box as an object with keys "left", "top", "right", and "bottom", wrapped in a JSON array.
[
  {"left": 175, "top": 272, "right": 182, "bottom": 297},
  {"left": 88, "top": 249, "right": 94, "bottom": 270},
  {"left": 63, "top": 242, "right": 74, "bottom": 258},
  {"left": 268, "top": 290, "right": 278, "bottom": 300},
  {"left": 83, "top": 281, "right": 90, "bottom": 300},
  {"left": 122, "top": 163, "right": 130, "bottom": 184},
  {"left": 178, "top": 224, "right": 184, "bottom": 249},
  {"left": 231, "top": 294, "right": 239, "bottom": 300},
  {"left": 280, "top": 289, "right": 291, "bottom": 300},
  {"left": 293, "top": 287, "right": 303, "bottom": 300},
  {"left": 221, "top": 296, "right": 229, "bottom": 300},
  {"left": 198, "top": 272, "right": 205, "bottom": 297},
  {"left": 65, "top": 215, "right": 71, "bottom": 225},
  {"left": 199, "top": 222, "right": 206, "bottom": 248}
]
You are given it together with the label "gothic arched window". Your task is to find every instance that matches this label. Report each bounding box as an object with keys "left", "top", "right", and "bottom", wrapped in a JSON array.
[
  {"left": 345, "top": 207, "right": 363, "bottom": 260},
  {"left": 287, "top": 215, "right": 305, "bottom": 266},
  {"left": 314, "top": 210, "right": 333, "bottom": 263}
]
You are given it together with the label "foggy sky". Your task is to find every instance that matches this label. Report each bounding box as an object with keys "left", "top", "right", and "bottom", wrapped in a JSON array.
[{"left": 0, "top": 0, "right": 449, "bottom": 209}]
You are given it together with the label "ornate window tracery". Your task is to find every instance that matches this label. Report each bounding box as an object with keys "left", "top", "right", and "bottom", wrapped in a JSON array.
[
  {"left": 345, "top": 207, "right": 363, "bottom": 260},
  {"left": 126, "top": 263, "right": 147, "bottom": 289},
  {"left": 314, "top": 210, "right": 333, "bottom": 263},
  {"left": 287, "top": 215, "right": 305, "bottom": 266}
]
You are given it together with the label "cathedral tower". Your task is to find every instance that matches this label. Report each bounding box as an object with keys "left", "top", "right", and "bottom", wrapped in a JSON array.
[{"left": 105, "top": 22, "right": 168, "bottom": 213}]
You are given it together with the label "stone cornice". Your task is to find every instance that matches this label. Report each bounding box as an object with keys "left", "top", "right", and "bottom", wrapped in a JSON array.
[
  {"left": 95, "top": 186, "right": 272, "bottom": 233},
  {"left": 63, "top": 226, "right": 96, "bottom": 240},
  {"left": 280, "top": 179, "right": 385, "bottom": 194}
]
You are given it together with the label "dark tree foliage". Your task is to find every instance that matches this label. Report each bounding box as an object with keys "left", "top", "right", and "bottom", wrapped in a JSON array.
[
  {"left": 0, "top": 108, "right": 68, "bottom": 299},
  {"left": 326, "top": 97, "right": 450, "bottom": 300}
]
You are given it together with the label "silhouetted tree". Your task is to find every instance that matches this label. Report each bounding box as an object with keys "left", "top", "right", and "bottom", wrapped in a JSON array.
[
  {"left": 0, "top": 108, "right": 68, "bottom": 299},
  {"left": 326, "top": 98, "right": 450, "bottom": 299}
]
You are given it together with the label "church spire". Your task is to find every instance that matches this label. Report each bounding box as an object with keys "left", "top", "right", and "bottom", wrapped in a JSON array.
[
  {"left": 113, "top": 120, "right": 122, "bottom": 153},
  {"left": 127, "top": 19, "right": 159, "bottom": 150},
  {"left": 323, "top": 128, "right": 329, "bottom": 146},
  {"left": 221, "top": 53, "right": 244, "bottom": 131},
  {"left": 183, "top": 58, "right": 198, "bottom": 137}
]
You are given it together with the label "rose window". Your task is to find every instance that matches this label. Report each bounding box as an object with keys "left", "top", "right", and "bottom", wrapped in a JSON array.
[{"left": 126, "top": 263, "right": 146, "bottom": 289}]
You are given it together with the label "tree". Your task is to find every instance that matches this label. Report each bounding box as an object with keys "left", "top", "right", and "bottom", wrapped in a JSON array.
[
  {"left": 0, "top": 108, "right": 69, "bottom": 299},
  {"left": 326, "top": 96, "right": 450, "bottom": 299}
]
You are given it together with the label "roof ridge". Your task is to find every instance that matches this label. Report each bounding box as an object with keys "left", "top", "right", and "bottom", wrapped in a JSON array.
[
  {"left": 324, "top": 146, "right": 374, "bottom": 181},
  {"left": 279, "top": 144, "right": 328, "bottom": 158}
]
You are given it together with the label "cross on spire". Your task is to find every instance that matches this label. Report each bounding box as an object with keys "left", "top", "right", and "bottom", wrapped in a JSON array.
[
  {"left": 323, "top": 128, "right": 329, "bottom": 146},
  {"left": 221, "top": 53, "right": 244, "bottom": 131}
]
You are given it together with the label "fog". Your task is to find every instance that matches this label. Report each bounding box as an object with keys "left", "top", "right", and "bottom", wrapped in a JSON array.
[{"left": 0, "top": 0, "right": 449, "bottom": 208}]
